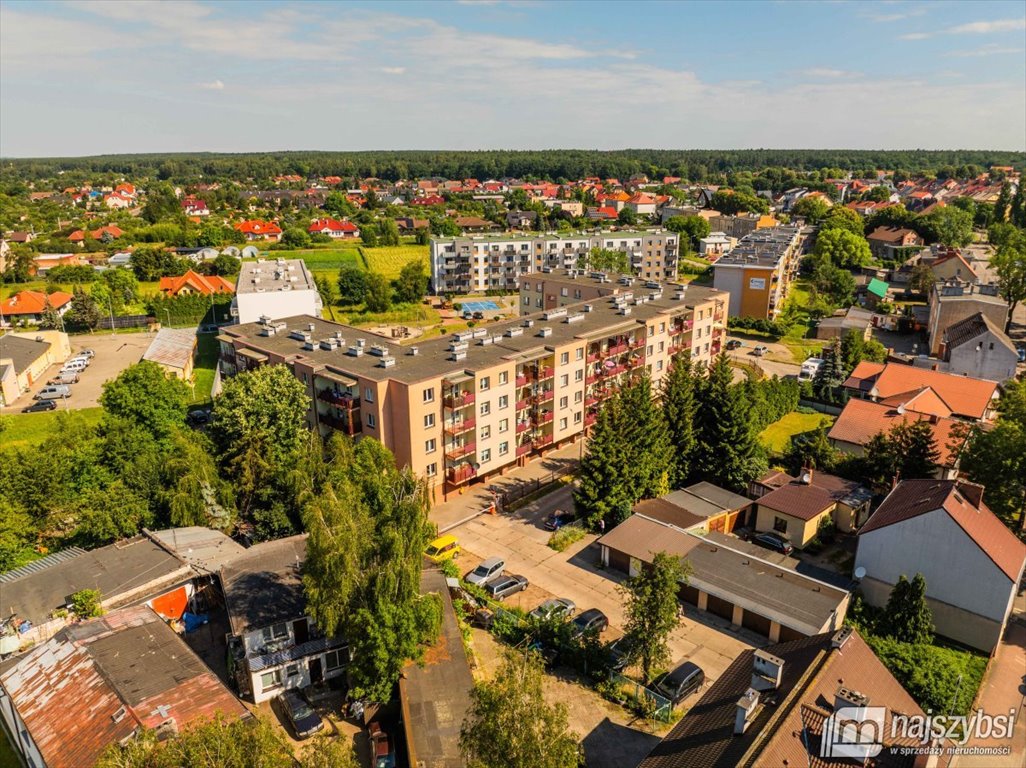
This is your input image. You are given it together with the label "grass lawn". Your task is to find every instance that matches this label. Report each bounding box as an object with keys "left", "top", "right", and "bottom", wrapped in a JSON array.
[
  {"left": 361, "top": 245, "right": 428, "bottom": 279},
  {"left": 759, "top": 411, "right": 835, "bottom": 455},
  {"left": 324, "top": 302, "right": 441, "bottom": 329},
  {"left": 0, "top": 407, "right": 104, "bottom": 449},
  {"left": 189, "top": 333, "right": 219, "bottom": 405}
]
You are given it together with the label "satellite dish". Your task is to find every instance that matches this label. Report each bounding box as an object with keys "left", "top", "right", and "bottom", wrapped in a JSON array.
[{"left": 854, "top": 566, "right": 867, "bottom": 580}]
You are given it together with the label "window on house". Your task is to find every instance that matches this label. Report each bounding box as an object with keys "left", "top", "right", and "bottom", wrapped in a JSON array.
[
  {"left": 366, "top": 413, "right": 376, "bottom": 428},
  {"left": 480, "top": 448, "right": 491, "bottom": 462},
  {"left": 324, "top": 650, "right": 346, "bottom": 671},
  {"left": 480, "top": 425, "right": 491, "bottom": 440},
  {"left": 426, "top": 462, "right": 437, "bottom": 477},
  {"left": 499, "top": 441, "right": 509, "bottom": 455},
  {"left": 559, "top": 417, "right": 568, "bottom": 430},
  {"left": 423, "top": 387, "right": 435, "bottom": 403},
  {"left": 574, "top": 411, "right": 582, "bottom": 423},
  {"left": 424, "top": 413, "right": 435, "bottom": 429},
  {"left": 425, "top": 439, "right": 436, "bottom": 454},
  {"left": 657, "top": 360, "right": 664, "bottom": 371},
  {"left": 286, "top": 664, "right": 300, "bottom": 678},
  {"left": 773, "top": 517, "right": 788, "bottom": 534},
  {"left": 364, "top": 387, "right": 374, "bottom": 402},
  {"left": 648, "top": 326, "right": 655, "bottom": 337},
  {"left": 498, "top": 418, "right": 508, "bottom": 433},
  {"left": 480, "top": 401, "right": 491, "bottom": 416},
  {"left": 576, "top": 347, "right": 584, "bottom": 360},
  {"left": 499, "top": 394, "right": 509, "bottom": 409},
  {"left": 648, "top": 345, "right": 654, "bottom": 356},
  {"left": 557, "top": 395, "right": 566, "bottom": 409},
  {"left": 560, "top": 352, "right": 569, "bottom": 365},
  {"left": 499, "top": 371, "right": 508, "bottom": 385},
  {"left": 524, "top": 296, "right": 531, "bottom": 306},
  {"left": 574, "top": 391, "right": 583, "bottom": 403},
  {"left": 262, "top": 623, "right": 288, "bottom": 642},
  {"left": 260, "top": 669, "right": 283, "bottom": 691},
  {"left": 480, "top": 376, "right": 490, "bottom": 391},
  {"left": 560, "top": 374, "right": 569, "bottom": 387}
]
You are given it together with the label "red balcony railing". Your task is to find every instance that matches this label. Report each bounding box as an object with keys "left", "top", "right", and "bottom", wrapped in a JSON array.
[
  {"left": 319, "top": 389, "right": 359, "bottom": 409},
  {"left": 445, "top": 442, "right": 476, "bottom": 461},
  {"left": 630, "top": 338, "right": 645, "bottom": 348},
  {"left": 604, "top": 364, "right": 627, "bottom": 377},
  {"left": 516, "top": 421, "right": 531, "bottom": 434},
  {"left": 447, "top": 465, "right": 476, "bottom": 485},
  {"left": 537, "top": 411, "right": 553, "bottom": 424},
  {"left": 320, "top": 413, "right": 361, "bottom": 435},
  {"left": 537, "top": 366, "right": 554, "bottom": 380},
  {"left": 587, "top": 352, "right": 600, "bottom": 364},
  {"left": 535, "top": 434, "right": 553, "bottom": 448},
  {"left": 535, "top": 389, "right": 554, "bottom": 403},
  {"left": 516, "top": 442, "right": 534, "bottom": 457},
  {"left": 584, "top": 413, "right": 597, "bottom": 427},
  {"left": 443, "top": 391, "right": 475, "bottom": 408},
  {"left": 516, "top": 397, "right": 532, "bottom": 411},
  {"left": 444, "top": 418, "right": 476, "bottom": 436},
  {"left": 585, "top": 396, "right": 599, "bottom": 407},
  {"left": 606, "top": 343, "right": 628, "bottom": 356},
  {"left": 628, "top": 357, "right": 645, "bottom": 369},
  {"left": 586, "top": 374, "right": 599, "bottom": 385},
  {"left": 515, "top": 374, "right": 529, "bottom": 387}
]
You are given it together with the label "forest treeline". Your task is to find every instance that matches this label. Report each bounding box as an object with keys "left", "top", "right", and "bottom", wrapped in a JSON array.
[{"left": 2, "top": 148, "right": 1024, "bottom": 185}]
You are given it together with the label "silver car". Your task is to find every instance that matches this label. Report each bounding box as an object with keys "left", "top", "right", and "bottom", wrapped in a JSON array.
[
  {"left": 529, "top": 597, "right": 576, "bottom": 622},
  {"left": 465, "top": 556, "right": 505, "bottom": 587}
]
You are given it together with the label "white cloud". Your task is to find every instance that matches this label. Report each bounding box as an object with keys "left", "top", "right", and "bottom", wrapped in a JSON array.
[
  {"left": 864, "top": 7, "right": 928, "bottom": 22},
  {"left": 381, "top": 67, "right": 406, "bottom": 75},
  {"left": 901, "top": 16, "right": 1026, "bottom": 40},
  {"left": 947, "top": 44, "right": 1025, "bottom": 58},
  {"left": 798, "top": 67, "right": 858, "bottom": 78},
  {"left": 198, "top": 80, "right": 225, "bottom": 90}
]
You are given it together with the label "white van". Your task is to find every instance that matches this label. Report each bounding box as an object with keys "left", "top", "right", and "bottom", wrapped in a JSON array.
[
  {"left": 35, "top": 385, "right": 71, "bottom": 401},
  {"left": 61, "top": 359, "right": 88, "bottom": 373},
  {"left": 66, "top": 354, "right": 91, "bottom": 368},
  {"left": 798, "top": 357, "right": 824, "bottom": 382}
]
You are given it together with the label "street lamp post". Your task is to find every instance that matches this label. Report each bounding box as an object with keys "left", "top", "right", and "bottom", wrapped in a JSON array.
[{"left": 106, "top": 296, "right": 115, "bottom": 337}]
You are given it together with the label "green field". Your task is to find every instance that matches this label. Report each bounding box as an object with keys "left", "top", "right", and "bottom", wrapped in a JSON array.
[
  {"left": 0, "top": 407, "right": 104, "bottom": 449},
  {"left": 759, "top": 411, "right": 835, "bottom": 455},
  {"left": 189, "top": 333, "right": 220, "bottom": 405},
  {"left": 362, "top": 245, "right": 428, "bottom": 279}
]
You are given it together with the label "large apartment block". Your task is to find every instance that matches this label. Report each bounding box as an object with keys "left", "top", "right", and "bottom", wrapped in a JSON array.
[
  {"left": 712, "top": 226, "right": 804, "bottom": 319},
  {"left": 429, "top": 230, "right": 680, "bottom": 294},
  {"left": 217, "top": 272, "right": 727, "bottom": 500}
]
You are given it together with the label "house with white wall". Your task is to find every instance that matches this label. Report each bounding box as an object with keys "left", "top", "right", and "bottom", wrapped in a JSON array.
[
  {"left": 854, "top": 479, "right": 1026, "bottom": 652},
  {"left": 232, "top": 258, "right": 322, "bottom": 324}
]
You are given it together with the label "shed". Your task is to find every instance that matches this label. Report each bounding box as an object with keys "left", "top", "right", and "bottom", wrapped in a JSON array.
[{"left": 143, "top": 327, "right": 198, "bottom": 380}]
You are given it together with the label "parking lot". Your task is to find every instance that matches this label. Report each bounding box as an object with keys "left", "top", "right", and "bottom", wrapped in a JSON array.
[{"left": 1, "top": 331, "right": 155, "bottom": 413}]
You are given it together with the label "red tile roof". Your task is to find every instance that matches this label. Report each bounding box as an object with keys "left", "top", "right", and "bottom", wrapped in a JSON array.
[
  {"left": 757, "top": 471, "right": 864, "bottom": 521},
  {"left": 828, "top": 398, "right": 964, "bottom": 467},
  {"left": 234, "top": 219, "right": 282, "bottom": 236},
  {"left": 158, "top": 269, "right": 235, "bottom": 297},
  {"left": 843, "top": 362, "right": 998, "bottom": 420},
  {"left": 0, "top": 289, "right": 73, "bottom": 316},
  {"left": 308, "top": 217, "right": 358, "bottom": 234},
  {"left": 860, "top": 479, "right": 1026, "bottom": 580}
]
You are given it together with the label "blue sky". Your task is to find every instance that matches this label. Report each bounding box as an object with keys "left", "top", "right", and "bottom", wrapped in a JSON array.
[{"left": 1, "top": 0, "right": 1024, "bottom": 157}]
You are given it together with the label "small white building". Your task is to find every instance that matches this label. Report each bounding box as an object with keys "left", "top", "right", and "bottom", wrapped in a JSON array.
[
  {"left": 698, "top": 232, "right": 735, "bottom": 260},
  {"left": 942, "top": 311, "right": 1018, "bottom": 382},
  {"left": 232, "top": 258, "right": 322, "bottom": 325},
  {"left": 855, "top": 479, "right": 1026, "bottom": 652}
]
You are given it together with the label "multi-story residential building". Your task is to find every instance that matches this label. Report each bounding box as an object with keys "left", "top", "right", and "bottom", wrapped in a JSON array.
[
  {"left": 706, "top": 213, "right": 777, "bottom": 239},
  {"left": 217, "top": 274, "right": 727, "bottom": 500},
  {"left": 231, "top": 258, "right": 323, "bottom": 325},
  {"left": 712, "top": 226, "right": 804, "bottom": 319},
  {"left": 926, "top": 279, "right": 1008, "bottom": 355},
  {"left": 429, "top": 230, "right": 680, "bottom": 294},
  {"left": 940, "top": 312, "right": 1019, "bottom": 382}
]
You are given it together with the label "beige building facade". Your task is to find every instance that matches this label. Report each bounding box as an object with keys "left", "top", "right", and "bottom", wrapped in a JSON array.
[{"left": 218, "top": 274, "right": 727, "bottom": 500}]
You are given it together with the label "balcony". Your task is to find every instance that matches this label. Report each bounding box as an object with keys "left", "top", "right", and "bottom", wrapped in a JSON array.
[
  {"left": 321, "top": 413, "right": 361, "bottom": 435},
  {"left": 535, "top": 389, "right": 554, "bottom": 403},
  {"left": 319, "top": 389, "right": 358, "bottom": 409},
  {"left": 537, "top": 411, "right": 554, "bottom": 424},
  {"left": 446, "top": 442, "right": 476, "bottom": 461},
  {"left": 710, "top": 343, "right": 722, "bottom": 355},
  {"left": 628, "top": 356, "right": 645, "bottom": 369},
  {"left": 606, "top": 343, "right": 628, "bottom": 357},
  {"left": 535, "top": 434, "right": 553, "bottom": 448},
  {"left": 587, "top": 352, "right": 600, "bottom": 364},
  {"left": 586, "top": 373, "right": 600, "bottom": 385},
  {"left": 444, "top": 391, "right": 475, "bottom": 408},
  {"left": 248, "top": 637, "right": 347, "bottom": 673},
  {"left": 630, "top": 338, "right": 645, "bottom": 349},
  {"left": 604, "top": 364, "right": 627, "bottom": 377},
  {"left": 537, "top": 366, "right": 554, "bottom": 380},
  {"left": 516, "top": 397, "right": 533, "bottom": 411},
  {"left": 515, "top": 374, "right": 530, "bottom": 387},
  {"left": 516, "top": 421, "right": 532, "bottom": 434},
  {"left": 447, "top": 465, "right": 477, "bottom": 485},
  {"left": 516, "top": 442, "right": 534, "bottom": 457},
  {"left": 585, "top": 395, "right": 599, "bottom": 407},
  {"left": 444, "top": 418, "right": 476, "bottom": 437},
  {"left": 584, "top": 413, "right": 598, "bottom": 427}
]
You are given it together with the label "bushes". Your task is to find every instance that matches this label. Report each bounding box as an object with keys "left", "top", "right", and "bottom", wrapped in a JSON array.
[
  {"left": 728, "top": 316, "right": 789, "bottom": 336},
  {"left": 548, "top": 525, "right": 586, "bottom": 552},
  {"left": 147, "top": 293, "right": 233, "bottom": 326}
]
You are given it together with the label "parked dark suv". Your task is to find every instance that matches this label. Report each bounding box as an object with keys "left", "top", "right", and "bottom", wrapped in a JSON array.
[
  {"left": 653, "top": 661, "right": 705, "bottom": 706},
  {"left": 752, "top": 531, "right": 794, "bottom": 556}
]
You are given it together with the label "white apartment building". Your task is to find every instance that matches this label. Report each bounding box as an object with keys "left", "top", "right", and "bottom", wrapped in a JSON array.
[
  {"left": 232, "top": 258, "right": 323, "bottom": 325},
  {"left": 430, "top": 230, "right": 680, "bottom": 294}
]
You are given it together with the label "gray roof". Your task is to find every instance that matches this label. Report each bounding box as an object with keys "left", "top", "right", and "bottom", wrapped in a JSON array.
[
  {"left": 220, "top": 534, "right": 308, "bottom": 636},
  {"left": 399, "top": 568, "right": 473, "bottom": 768},
  {"left": 142, "top": 328, "right": 196, "bottom": 371},
  {"left": 236, "top": 258, "right": 315, "bottom": 295},
  {"left": 0, "top": 536, "right": 189, "bottom": 627},
  {"left": 679, "top": 482, "right": 751, "bottom": 512},
  {"left": 149, "top": 527, "right": 247, "bottom": 574},
  {"left": 0, "top": 334, "right": 52, "bottom": 374},
  {"left": 221, "top": 278, "right": 727, "bottom": 386},
  {"left": 943, "top": 312, "right": 1017, "bottom": 354}
]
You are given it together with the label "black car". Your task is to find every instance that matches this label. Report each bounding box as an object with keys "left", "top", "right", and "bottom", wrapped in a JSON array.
[
  {"left": 570, "top": 608, "right": 609, "bottom": 638},
  {"left": 486, "top": 574, "right": 529, "bottom": 600},
  {"left": 605, "top": 636, "right": 637, "bottom": 672},
  {"left": 22, "top": 400, "right": 57, "bottom": 413},
  {"left": 543, "top": 509, "right": 574, "bottom": 531},
  {"left": 275, "top": 689, "right": 325, "bottom": 739},
  {"left": 726, "top": 339, "right": 743, "bottom": 350},
  {"left": 752, "top": 531, "right": 795, "bottom": 556},
  {"left": 653, "top": 661, "right": 705, "bottom": 706}
]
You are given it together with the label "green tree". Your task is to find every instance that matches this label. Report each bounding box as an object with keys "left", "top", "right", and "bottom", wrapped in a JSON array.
[
  {"left": 75, "top": 481, "right": 152, "bottom": 547},
  {"left": 991, "top": 231, "right": 1026, "bottom": 333},
  {"left": 839, "top": 328, "right": 866, "bottom": 377},
  {"left": 813, "top": 227, "right": 872, "bottom": 270},
  {"left": 361, "top": 222, "right": 379, "bottom": 247},
  {"left": 811, "top": 260, "right": 856, "bottom": 307},
  {"left": 585, "top": 247, "right": 631, "bottom": 274},
  {"left": 1010, "top": 182, "right": 1026, "bottom": 228},
  {"left": 38, "top": 297, "right": 63, "bottom": 330},
  {"left": 324, "top": 191, "right": 357, "bottom": 218},
  {"left": 97, "top": 267, "right": 139, "bottom": 310},
  {"left": 909, "top": 262, "right": 935, "bottom": 294},
  {"left": 303, "top": 435, "right": 442, "bottom": 703},
  {"left": 665, "top": 214, "right": 711, "bottom": 248},
  {"left": 993, "top": 183, "right": 1012, "bottom": 222},
  {"left": 621, "top": 552, "right": 692, "bottom": 682},
  {"left": 459, "top": 650, "right": 580, "bottom": 768},
  {"left": 783, "top": 421, "right": 837, "bottom": 474},
  {"left": 0, "top": 500, "right": 34, "bottom": 571},
  {"left": 281, "top": 226, "right": 312, "bottom": 248},
  {"left": 661, "top": 355, "right": 699, "bottom": 487},
  {"left": 64, "top": 287, "right": 101, "bottom": 330},
  {"left": 960, "top": 379, "right": 1026, "bottom": 528},
  {"left": 573, "top": 397, "right": 636, "bottom": 528},
  {"left": 820, "top": 205, "right": 864, "bottom": 236},
  {"left": 791, "top": 195, "right": 830, "bottom": 223},
  {"left": 100, "top": 361, "right": 189, "bottom": 440},
  {"left": 882, "top": 573, "right": 933, "bottom": 645},
  {"left": 694, "top": 355, "right": 766, "bottom": 491},
  {"left": 363, "top": 271, "right": 393, "bottom": 312},
  {"left": 211, "top": 364, "right": 308, "bottom": 466},
  {"left": 141, "top": 182, "right": 182, "bottom": 224},
  {"left": 812, "top": 338, "right": 846, "bottom": 404},
  {"left": 313, "top": 273, "right": 338, "bottom": 306},
  {"left": 379, "top": 217, "right": 401, "bottom": 246},
  {"left": 210, "top": 252, "right": 241, "bottom": 276},
  {"left": 890, "top": 420, "right": 940, "bottom": 479},
  {"left": 621, "top": 375, "right": 672, "bottom": 499},
  {"left": 392, "top": 260, "right": 428, "bottom": 304},
  {"left": 920, "top": 206, "right": 973, "bottom": 247},
  {"left": 130, "top": 245, "right": 187, "bottom": 281},
  {"left": 337, "top": 265, "right": 369, "bottom": 305},
  {"left": 70, "top": 588, "right": 103, "bottom": 618},
  {"left": 617, "top": 207, "right": 638, "bottom": 226}
]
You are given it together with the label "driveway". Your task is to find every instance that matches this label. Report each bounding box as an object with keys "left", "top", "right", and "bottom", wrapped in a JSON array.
[
  {"left": 724, "top": 335, "right": 801, "bottom": 378},
  {"left": 440, "top": 484, "right": 764, "bottom": 689},
  {"left": 0, "top": 331, "right": 155, "bottom": 412}
]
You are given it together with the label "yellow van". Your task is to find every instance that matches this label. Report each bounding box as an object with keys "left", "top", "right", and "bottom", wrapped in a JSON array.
[{"left": 425, "top": 534, "right": 461, "bottom": 563}]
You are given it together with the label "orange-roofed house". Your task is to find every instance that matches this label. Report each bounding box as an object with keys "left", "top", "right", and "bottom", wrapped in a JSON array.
[
  {"left": 856, "top": 479, "right": 1026, "bottom": 651},
  {"left": 31, "top": 253, "right": 81, "bottom": 275},
  {"left": 307, "top": 217, "right": 360, "bottom": 239},
  {"left": 828, "top": 398, "right": 965, "bottom": 478},
  {"left": 158, "top": 270, "right": 235, "bottom": 298},
  {"left": 0, "top": 290, "right": 74, "bottom": 326},
  {"left": 842, "top": 361, "right": 999, "bottom": 421},
  {"left": 234, "top": 220, "right": 283, "bottom": 242},
  {"left": 626, "top": 192, "right": 658, "bottom": 217}
]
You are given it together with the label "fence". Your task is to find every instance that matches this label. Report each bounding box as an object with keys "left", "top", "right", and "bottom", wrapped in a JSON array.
[
  {"left": 94, "top": 314, "right": 154, "bottom": 330},
  {"left": 491, "top": 462, "right": 580, "bottom": 512},
  {"left": 608, "top": 671, "right": 674, "bottom": 722}
]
